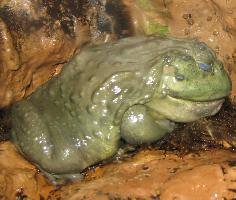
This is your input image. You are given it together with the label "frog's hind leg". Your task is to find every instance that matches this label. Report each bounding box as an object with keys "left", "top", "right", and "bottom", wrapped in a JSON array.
[
  {"left": 120, "top": 105, "right": 175, "bottom": 145},
  {"left": 11, "top": 100, "right": 56, "bottom": 168}
]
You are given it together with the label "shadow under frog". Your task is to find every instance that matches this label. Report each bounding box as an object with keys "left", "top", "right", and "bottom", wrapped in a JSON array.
[{"left": 11, "top": 35, "right": 231, "bottom": 183}]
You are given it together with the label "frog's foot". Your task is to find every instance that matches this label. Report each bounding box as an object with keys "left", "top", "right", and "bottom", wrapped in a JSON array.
[
  {"left": 39, "top": 167, "right": 84, "bottom": 185},
  {"left": 120, "top": 105, "right": 175, "bottom": 145},
  {"left": 112, "top": 142, "right": 137, "bottom": 161}
]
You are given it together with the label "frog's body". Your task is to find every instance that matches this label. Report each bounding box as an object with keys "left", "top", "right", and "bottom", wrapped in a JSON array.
[{"left": 11, "top": 36, "right": 231, "bottom": 182}]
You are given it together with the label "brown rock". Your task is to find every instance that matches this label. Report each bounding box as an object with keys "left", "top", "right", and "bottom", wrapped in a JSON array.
[
  {"left": 51, "top": 150, "right": 236, "bottom": 200},
  {"left": 0, "top": 0, "right": 133, "bottom": 108},
  {"left": 0, "top": 141, "right": 235, "bottom": 199},
  {"left": 160, "top": 164, "right": 227, "bottom": 199},
  {"left": 0, "top": 142, "right": 54, "bottom": 199},
  {"left": 0, "top": 0, "right": 91, "bottom": 108}
]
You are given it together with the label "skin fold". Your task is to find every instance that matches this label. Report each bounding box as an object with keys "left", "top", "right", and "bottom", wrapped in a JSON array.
[{"left": 11, "top": 35, "right": 231, "bottom": 182}]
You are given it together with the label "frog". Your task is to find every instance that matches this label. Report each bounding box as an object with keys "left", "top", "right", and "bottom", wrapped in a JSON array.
[{"left": 11, "top": 35, "right": 231, "bottom": 183}]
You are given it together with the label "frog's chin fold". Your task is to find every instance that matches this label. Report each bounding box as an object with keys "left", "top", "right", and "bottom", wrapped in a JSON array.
[{"left": 147, "top": 96, "right": 225, "bottom": 123}]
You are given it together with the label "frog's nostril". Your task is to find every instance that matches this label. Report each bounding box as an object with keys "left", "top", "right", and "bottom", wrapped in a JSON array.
[
  {"left": 198, "top": 63, "right": 212, "bottom": 72},
  {"left": 181, "top": 55, "right": 192, "bottom": 61},
  {"left": 163, "top": 55, "right": 173, "bottom": 64},
  {"left": 175, "top": 73, "right": 185, "bottom": 81}
]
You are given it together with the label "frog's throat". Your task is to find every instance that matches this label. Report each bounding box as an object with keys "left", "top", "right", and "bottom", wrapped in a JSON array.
[{"left": 146, "top": 95, "right": 224, "bottom": 123}]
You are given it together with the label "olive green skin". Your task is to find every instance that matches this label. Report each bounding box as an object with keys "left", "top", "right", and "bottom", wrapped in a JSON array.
[{"left": 11, "top": 36, "right": 231, "bottom": 182}]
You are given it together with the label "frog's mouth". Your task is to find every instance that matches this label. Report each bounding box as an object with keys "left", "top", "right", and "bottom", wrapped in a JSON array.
[{"left": 147, "top": 95, "right": 225, "bottom": 123}]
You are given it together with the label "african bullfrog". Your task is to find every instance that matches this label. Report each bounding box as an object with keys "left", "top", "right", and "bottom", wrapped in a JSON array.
[{"left": 11, "top": 35, "right": 231, "bottom": 182}]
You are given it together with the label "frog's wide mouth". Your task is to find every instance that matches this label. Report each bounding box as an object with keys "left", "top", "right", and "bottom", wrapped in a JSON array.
[
  {"left": 168, "top": 94, "right": 225, "bottom": 105},
  {"left": 147, "top": 95, "right": 225, "bottom": 122},
  {"left": 167, "top": 95, "right": 225, "bottom": 122}
]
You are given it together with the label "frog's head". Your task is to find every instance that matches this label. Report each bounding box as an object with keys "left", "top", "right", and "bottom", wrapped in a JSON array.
[{"left": 147, "top": 39, "right": 232, "bottom": 122}]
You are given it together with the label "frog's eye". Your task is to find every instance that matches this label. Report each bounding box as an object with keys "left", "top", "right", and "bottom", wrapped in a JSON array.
[
  {"left": 198, "top": 63, "right": 212, "bottom": 72},
  {"left": 197, "top": 42, "right": 206, "bottom": 51}
]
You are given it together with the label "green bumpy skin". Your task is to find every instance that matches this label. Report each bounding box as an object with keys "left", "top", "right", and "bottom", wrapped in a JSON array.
[{"left": 11, "top": 35, "right": 231, "bottom": 182}]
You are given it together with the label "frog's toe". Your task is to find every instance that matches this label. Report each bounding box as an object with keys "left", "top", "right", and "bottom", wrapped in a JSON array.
[{"left": 40, "top": 168, "right": 84, "bottom": 185}]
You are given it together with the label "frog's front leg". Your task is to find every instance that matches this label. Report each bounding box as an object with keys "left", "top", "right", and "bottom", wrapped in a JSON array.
[{"left": 120, "top": 105, "right": 175, "bottom": 145}]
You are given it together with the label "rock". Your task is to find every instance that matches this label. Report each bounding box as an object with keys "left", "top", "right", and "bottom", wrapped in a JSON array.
[
  {"left": 47, "top": 149, "right": 236, "bottom": 199},
  {"left": 0, "top": 142, "right": 54, "bottom": 199},
  {"left": 0, "top": 0, "right": 133, "bottom": 108},
  {"left": 0, "top": 141, "right": 235, "bottom": 199}
]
